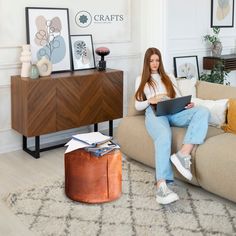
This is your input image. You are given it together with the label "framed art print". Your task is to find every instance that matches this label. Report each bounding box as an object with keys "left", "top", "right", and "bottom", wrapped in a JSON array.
[
  {"left": 211, "top": 0, "right": 234, "bottom": 27},
  {"left": 25, "top": 7, "right": 72, "bottom": 72},
  {"left": 70, "top": 34, "right": 96, "bottom": 71},
  {"left": 173, "top": 55, "right": 200, "bottom": 79}
]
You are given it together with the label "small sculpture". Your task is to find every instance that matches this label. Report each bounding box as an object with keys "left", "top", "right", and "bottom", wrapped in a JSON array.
[
  {"left": 36, "top": 56, "right": 52, "bottom": 76},
  {"left": 29, "top": 64, "right": 39, "bottom": 79},
  {"left": 95, "top": 47, "right": 110, "bottom": 71},
  {"left": 20, "top": 44, "right": 31, "bottom": 77}
]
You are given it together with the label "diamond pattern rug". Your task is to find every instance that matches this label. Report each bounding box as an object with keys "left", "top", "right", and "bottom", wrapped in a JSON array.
[{"left": 3, "top": 159, "right": 236, "bottom": 236}]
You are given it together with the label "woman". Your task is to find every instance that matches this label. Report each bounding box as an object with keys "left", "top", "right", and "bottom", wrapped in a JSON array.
[{"left": 135, "top": 48, "right": 210, "bottom": 204}]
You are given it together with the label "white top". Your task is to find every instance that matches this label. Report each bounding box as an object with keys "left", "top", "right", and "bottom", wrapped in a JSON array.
[{"left": 135, "top": 73, "right": 181, "bottom": 111}]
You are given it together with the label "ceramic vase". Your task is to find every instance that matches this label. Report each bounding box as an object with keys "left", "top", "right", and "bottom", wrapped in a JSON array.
[
  {"left": 20, "top": 44, "right": 32, "bottom": 77},
  {"left": 29, "top": 64, "right": 39, "bottom": 79},
  {"left": 36, "top": 56, "right": 52, "bottom": 76},
  {"left": 212, "top": 41, "right": 223, "bottom": 57}
]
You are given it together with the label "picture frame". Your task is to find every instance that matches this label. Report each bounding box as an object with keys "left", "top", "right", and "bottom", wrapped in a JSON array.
[
  {"left": 173, "top": 56, "right": 200, "bottom": 79},
  {"left": 25, "top": 7, "right": 72, "bottom": 73},
  {"left": 211, "top": 0, "right": 234, "bottom": 27},
  {"left": 70, "top": 34, "right": 96, "bottom": 71}
]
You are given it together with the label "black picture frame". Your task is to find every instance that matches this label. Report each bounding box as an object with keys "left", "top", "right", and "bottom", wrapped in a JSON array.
[
  {"left": 173, "top": 55, "right": 200, "bottom": 79},
  {"left": 70, "top": 34, "right": 96, "bottom": 71},
  {"left": 211, "top": 0, "right": 234, "bottom": 27},
  {"left": 25, "top": 7, "right": 72, "bottom": 72}
]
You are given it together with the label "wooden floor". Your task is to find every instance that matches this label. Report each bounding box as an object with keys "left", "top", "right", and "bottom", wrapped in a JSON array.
[{"left": 0, "top": 147, "right": 66, "bottom": 236}]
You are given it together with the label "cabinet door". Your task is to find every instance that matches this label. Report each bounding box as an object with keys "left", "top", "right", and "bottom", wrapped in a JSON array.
[
  {"left": 11, "top": 76, "right": 57, "bottom": 137},
  {"left": 56, "top": 70, "right": 123, "bottom": 131},
  {"left": 56, "top": 73, "right": 103, "bottom": 130},
  {"left": 101, "top": 70, "right": 123, "bottom": 120},
  {"left": 24, "top": 79, "right": 57, "bottom": 136}
]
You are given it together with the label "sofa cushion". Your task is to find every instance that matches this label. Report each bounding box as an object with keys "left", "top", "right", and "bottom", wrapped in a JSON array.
[
  {"left": 222, "top": 98, "right": 236, "bottom": 134},
  {"left": 191, "top": 98, "right": 228, "bottom": 127},
  {"left": 127, "top": 96, "right": 145, "bottom": 117},
  {"left": 195, "top": 133, "right": 236, "bottom": 202},
  {"left": 177, "top": 78, "right": 197, "bottom": 97},
  {"left": 196, "top": 81, "right": 236, "bottom": 100}
]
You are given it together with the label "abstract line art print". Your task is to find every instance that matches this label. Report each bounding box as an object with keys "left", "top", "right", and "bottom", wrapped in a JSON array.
[
  {"left": 26, "top": 7, "right": 72, "bottom": 72},
  {"left": 70, "top": 35, "right": 96, "bottom": 71}
]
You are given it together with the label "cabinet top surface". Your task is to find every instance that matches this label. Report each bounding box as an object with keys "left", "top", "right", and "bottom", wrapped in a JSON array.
[
  {"left": 11, "top": 68, "right": 123, "bottom": 81},
  {"left": 204, "top": 54, "right": 236, "bottom": 60}
]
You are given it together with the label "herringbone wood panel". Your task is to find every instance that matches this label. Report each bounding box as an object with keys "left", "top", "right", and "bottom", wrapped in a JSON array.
[{"left": 11, "top": 69, "right": 123, "bottom": 137}]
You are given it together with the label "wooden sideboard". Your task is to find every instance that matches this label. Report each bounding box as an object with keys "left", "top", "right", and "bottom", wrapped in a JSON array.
[
  {"left": 203, "top": 54, "right": 236, "bottom": 70},
  {"left": 11, "top": 68, "right": 123, "bottom": 158}
]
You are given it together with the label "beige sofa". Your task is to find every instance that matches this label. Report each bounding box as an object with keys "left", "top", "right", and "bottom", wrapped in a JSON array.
[{"left": 117, "top": 81, "right": 236, "bottom": 203}]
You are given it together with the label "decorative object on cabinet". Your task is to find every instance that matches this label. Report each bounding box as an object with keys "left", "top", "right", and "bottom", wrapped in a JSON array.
[
  {"left": 36, "top": 56, "right": 52, "bottom": 76},
  {"left": 11, "top": 69, "right": 123, "bottom": 158},
  {"left": 204, "top": 27, "right": 222, "bottom": 57},
  {"left": 95, "top": 47, "right": 110, "bottom": 71},
  {"left": 25, "top": 7, "right": 72, "bottom": 73},
  {"left": 173, "top": 55, "right": 200, "bottom": 79},
  {"left": 29, "top": 64, "right": 40, "bottom": 79},
  {"left": 20, "top": 44, "right": 31, "bottom": 77},
  {"left": 211, "top": 0, "right": 234, "bottom": 27},
  {"left": 70, "top": 34, "right": 96, "bottom": 71}
]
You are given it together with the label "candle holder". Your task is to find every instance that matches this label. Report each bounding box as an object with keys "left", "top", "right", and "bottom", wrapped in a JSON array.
[{"left": 95, "top": 47, "right": 110, "bottom": 71}]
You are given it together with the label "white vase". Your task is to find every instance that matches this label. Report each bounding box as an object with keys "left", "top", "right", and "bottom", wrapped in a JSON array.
[
  {"left": 36, "top": 56, "right": 52, "bottom": 76},
  {"left": 20, "top": 44, "right": 32, "bottom": 77}
]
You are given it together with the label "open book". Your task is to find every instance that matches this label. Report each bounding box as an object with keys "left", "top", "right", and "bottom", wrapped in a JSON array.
[{"left": 155, "top": 95, "right": 192, "bottom": 116}]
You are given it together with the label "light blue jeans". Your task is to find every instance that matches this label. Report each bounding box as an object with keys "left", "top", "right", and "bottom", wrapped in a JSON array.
[{"left": 145, "top": 105, "right": 210, "bottom": 183}]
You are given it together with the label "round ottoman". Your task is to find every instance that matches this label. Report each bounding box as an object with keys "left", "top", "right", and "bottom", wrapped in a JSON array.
[{"left": 64, "top": 149, "right": 122, "bottom": 203}]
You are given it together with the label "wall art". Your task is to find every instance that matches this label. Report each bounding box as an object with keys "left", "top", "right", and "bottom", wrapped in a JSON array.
[
  {"left": 26, "top": 7, "right": 72, "bottom": 72},
  {"left": 70, "top": 34, "right": 96, "bottom": 71},
  {"left": 173, "top": 55, "right": 200, "bottom": 79},
  {"left": 211, "top": 0, "right": 234, "bottom": 27}
]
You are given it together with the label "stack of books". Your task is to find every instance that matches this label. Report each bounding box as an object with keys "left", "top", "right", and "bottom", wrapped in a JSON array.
[{"left": 65, "top": 132, "right": 120, "bottom": 156}]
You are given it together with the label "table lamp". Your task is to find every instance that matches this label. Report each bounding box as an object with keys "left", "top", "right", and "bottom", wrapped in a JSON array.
[{"left": 95, "top": 47, "right": 110, "bottom": 71}]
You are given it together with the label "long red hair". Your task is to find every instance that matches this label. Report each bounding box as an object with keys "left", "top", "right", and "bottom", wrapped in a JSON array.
[{"left": 135, "top": 48, "right": 176, "bottom": 101}]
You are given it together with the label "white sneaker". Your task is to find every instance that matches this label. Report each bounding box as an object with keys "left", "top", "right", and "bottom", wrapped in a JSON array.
[
  {"left": 156, "top": 182, "right": 179, "bottom": 204},
  {"left": 171, "top": 153, "right": 193, "bottom": 181}
]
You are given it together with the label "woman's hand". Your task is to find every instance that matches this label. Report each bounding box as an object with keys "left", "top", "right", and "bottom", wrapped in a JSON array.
[
  {"left": 185, "top": 102, "right": 194, "bottom": 109},
  {"left": 148, "top": 94, "right": 168, "bottom": 105}
]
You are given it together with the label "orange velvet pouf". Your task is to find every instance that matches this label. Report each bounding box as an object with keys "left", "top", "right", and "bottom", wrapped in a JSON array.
[{"left": 64, "top": 149, "right": 122, "bottom": 203}]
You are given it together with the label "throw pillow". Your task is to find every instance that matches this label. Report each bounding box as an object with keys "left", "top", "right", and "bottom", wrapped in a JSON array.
[
  {"left": 191, "top": 98, "right": 228, "bottom": 127},
  {"left": 177, "top": 78, "right": 197, "bottom": 98},
  {"left": 222, "top": 98, "right": 236, "bottom": 134}
]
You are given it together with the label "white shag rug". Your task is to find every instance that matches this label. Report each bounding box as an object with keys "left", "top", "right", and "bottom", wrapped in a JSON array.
[{"left": 3, "top": 159, "right": 236, "bottom": 236}]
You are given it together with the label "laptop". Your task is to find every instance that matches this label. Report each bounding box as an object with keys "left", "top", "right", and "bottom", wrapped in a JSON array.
[{"left": 155, "top": 95, "right": 192, "bottom": 116}]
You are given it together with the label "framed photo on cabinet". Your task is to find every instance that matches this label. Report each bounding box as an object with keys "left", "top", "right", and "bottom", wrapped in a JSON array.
[
  {"left": 70, "top": 34, "right": 96, "bottom": 71},
  {"left": 211, "top": 0, "right": 234, "bottom": 27},
  {"left": 173, "top": 55, "right": 200, "bottom": 79},
  {"left": 25, "top": 7, "right": 72, "bottom": 72}
]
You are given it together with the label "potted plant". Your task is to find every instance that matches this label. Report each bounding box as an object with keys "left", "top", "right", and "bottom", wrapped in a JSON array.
[
  {"left": 199, "top": 60, "right": 230, "bottom": 85},
  {"left": 204, "top": 27, "right": 222, "bottom": 57}
]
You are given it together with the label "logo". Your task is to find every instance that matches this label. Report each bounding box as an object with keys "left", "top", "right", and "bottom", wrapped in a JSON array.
[{"left": 75, "top": 11, "right": 92, "bottom": 28}]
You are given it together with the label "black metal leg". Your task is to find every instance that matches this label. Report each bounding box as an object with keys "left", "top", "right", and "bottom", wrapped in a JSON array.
[
  {"left": 94, "top": 123, "right": 98, "bottom": 132},
  {"left": 109, "top": 120, "right": 113, "bottom": 137},
  {"left": 35, "top": 136, "right": 40, "bottom": 159},
  {"left": 22, "top": 135, "right": 40, "bottom": 159},
  {"left": 22, "top": 135, "right": 65, "bottom": 159}
]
